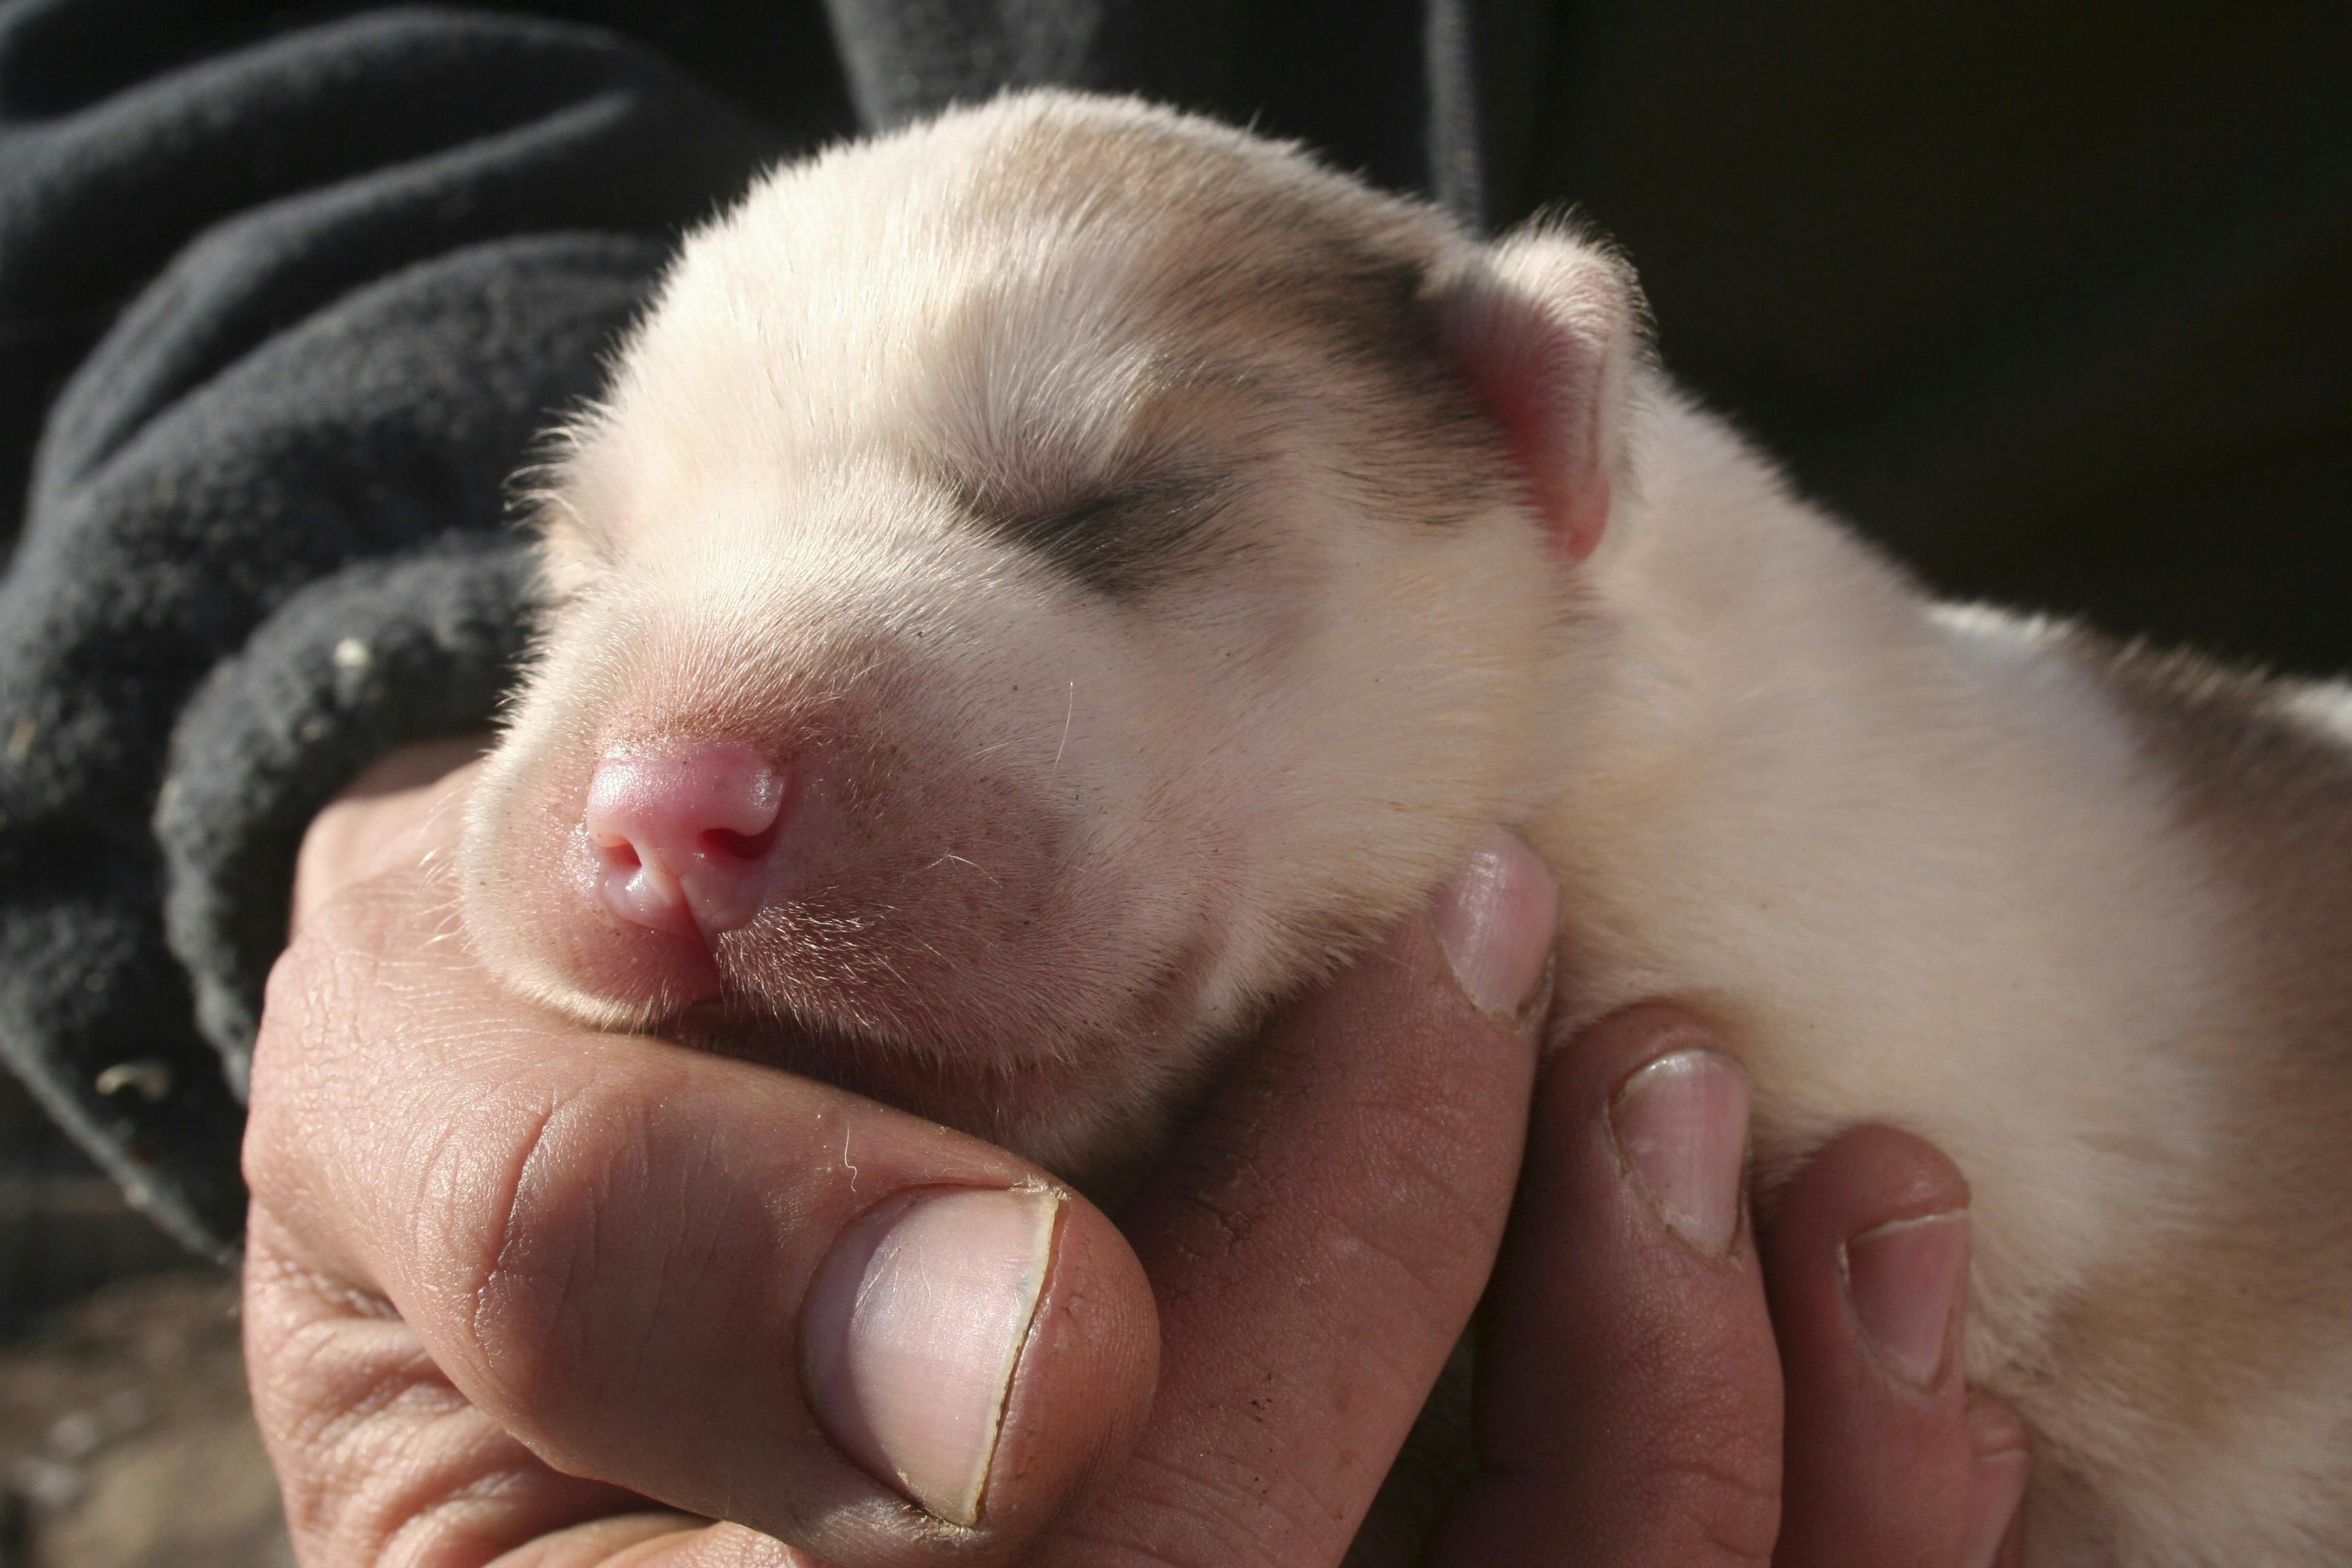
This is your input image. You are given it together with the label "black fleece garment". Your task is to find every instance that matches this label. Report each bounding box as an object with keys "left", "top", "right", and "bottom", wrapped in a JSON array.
[
  {"left": 1, "top": 1, "right": 2345, "bottom": 1257},
  {"left": 0, "top": 5, "right": 801, "bottom": 1253}
]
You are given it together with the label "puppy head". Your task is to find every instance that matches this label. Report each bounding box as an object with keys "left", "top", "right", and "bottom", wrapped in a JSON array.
[{"left": 459, "top": 92, "right": 1642, "bottom": 1178}]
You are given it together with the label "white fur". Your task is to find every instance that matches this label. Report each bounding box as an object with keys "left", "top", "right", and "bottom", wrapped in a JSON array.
[
  {"left": 461, "top": 93, "right": 2352, "bottom": 1566},
  {"left": 1543, "top": 397, "right": 2260, "bottom": 1562}
]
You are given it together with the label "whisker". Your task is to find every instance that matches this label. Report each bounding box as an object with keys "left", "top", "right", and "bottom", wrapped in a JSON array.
[{"left": 1049, "top": 678, "right": 1075, "bottom": 783}]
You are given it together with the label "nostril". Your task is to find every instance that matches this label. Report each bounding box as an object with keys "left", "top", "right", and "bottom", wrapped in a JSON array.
[
  {"left": 700, "top": 823, "right": 779, "bottom": 862},
  {"left": 583, "top": 745, "right": 794, "bottom": 936}
]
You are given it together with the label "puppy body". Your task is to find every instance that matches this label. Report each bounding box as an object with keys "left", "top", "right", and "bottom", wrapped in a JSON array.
[
  {"left": 460, "top": 92, "right": 2352, "bottom": 1565},
  {"left": 1548, "top": 391, "right": 2352, "bottom": 1563}
]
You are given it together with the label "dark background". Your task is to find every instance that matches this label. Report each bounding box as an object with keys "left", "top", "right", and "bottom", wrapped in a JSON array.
[{"left": 1526, "top": 1, "right": 2351, "bottom": 678}]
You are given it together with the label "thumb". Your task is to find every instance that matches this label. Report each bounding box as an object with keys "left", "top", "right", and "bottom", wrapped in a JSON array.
[{"left": 244, "top": 860, "right": 1157, "bottom": 1568}]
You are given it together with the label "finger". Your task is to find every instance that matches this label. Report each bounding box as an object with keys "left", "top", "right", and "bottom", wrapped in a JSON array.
[
  {"left": 1429, "top": 1005, "right": 1782, "bottom": 1567},
  {"left": 244, "top": 1207, "right": 657, "bottom": 1565},
  {"left": 484, "top": 1516, "right": 823, "bottom": 1568},
  {"left": 1963, "top": 1394, "right": 2031, "bottom": 1568},
  {"left": 1034, "top": 829, "right": 1558, "bottom": 1568},
  {"left": 289, "top": 738, "right": 489, "bottom": 928},
  {"left": 1760, "top": 1124, "right": 1991, "bottom": 1567},
  {"left": 245, "top": 855, "right": 1157, "bottom": 1568}
]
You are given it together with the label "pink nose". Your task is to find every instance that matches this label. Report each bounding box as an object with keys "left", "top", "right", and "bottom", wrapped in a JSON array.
[{"left": 584, "top": 746, "right": 793, "bottom": 937}]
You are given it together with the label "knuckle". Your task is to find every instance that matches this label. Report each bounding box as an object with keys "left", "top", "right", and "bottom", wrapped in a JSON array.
[
  {"left": 414, "top": 1094, "right": 575, "bottom": 1414},
  {"left": 242, "top": 1248, "right": 438, "bottom": 1565},
  {"left": 410, "top": 1068, "right": 652, "bottom": 1430}
]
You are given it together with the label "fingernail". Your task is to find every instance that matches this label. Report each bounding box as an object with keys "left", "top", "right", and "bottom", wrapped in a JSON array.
[
  {"left": 1609, "top": 1047, "right": 1750, "bottom": 1255},
  {"left": 1431, "top": 829, "right": 1558, "bottom": 1022},
  {"left": 802, "top": 1187, "right": 1061, "bottom": 1526},
  {"left": 1844, "top": 1210, "right": 1968, "bottom": 1389},
  {"left": 1963, "top": 1398, "right": 2031, "bottom": 1568}
]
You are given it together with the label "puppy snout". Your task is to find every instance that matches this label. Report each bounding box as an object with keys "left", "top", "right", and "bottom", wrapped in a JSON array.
[{"left": 585, "top": 745, "right": 794, "bottom": 937}]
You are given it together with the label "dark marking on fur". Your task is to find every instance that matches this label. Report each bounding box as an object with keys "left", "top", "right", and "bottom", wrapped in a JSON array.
[{"left": 965, "top": 470, "right": 1251, "bottom": 597}]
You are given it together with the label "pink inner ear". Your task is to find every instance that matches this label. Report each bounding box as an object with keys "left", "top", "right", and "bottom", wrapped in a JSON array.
[{"left": 1438, "top": 286, "right": 1612, "bottom": 564}]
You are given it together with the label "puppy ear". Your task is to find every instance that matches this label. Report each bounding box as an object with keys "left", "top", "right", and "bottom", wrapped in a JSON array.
[{"left": 1431, "top": 227, "right": 1644, "bottom": 564}]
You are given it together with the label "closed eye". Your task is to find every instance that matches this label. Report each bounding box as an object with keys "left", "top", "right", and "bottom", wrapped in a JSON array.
[{"left": 973, "top": 472, "right": 1250, "bottom": 598}]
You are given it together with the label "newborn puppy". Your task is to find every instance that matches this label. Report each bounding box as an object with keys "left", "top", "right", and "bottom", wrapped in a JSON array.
[{"left": 459, "top": 91, "right": 2352, "bottom": 1567}]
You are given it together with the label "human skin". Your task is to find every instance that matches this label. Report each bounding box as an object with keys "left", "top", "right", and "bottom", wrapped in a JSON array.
[{"left": 244, "top": 744, "right": 2029, "bottom": 1567}]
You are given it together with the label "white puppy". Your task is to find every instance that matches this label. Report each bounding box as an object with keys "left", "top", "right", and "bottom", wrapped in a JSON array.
[{"left": 459, "top": 91, "right": 2352, "bottom": 1567}]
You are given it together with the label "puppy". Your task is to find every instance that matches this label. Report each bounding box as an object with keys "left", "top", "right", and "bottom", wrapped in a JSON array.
[{"left": 459, "top": 91, "right": 2352, "bottom": 1566}]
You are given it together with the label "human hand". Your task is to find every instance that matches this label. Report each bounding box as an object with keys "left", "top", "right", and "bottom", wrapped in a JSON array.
[
  {"left": 246, "top": 750, "right": 1548, "bottom": 1567},
  {"left": 1430, "top": 1001, "right": 2032, "bottom": 1568},
  {"left": 249, "top": 747, "right": 2027, "bottom": 1565}
]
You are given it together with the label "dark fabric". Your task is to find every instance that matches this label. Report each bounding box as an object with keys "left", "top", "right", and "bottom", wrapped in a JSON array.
[
  {"left": 0, "top": 0, "right": 2345, "bottom": 1256},
  {"left": 159, "top": 524, "right": 546, "bottom": 1098},
  {"left": 0, "top": 3, "right": 798, "bottom": 1252}
]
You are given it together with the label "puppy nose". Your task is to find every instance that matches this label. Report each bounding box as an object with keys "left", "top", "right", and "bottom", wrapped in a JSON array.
[{"left": 585, "top": 746, "right": 792, "bottom": 937}]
